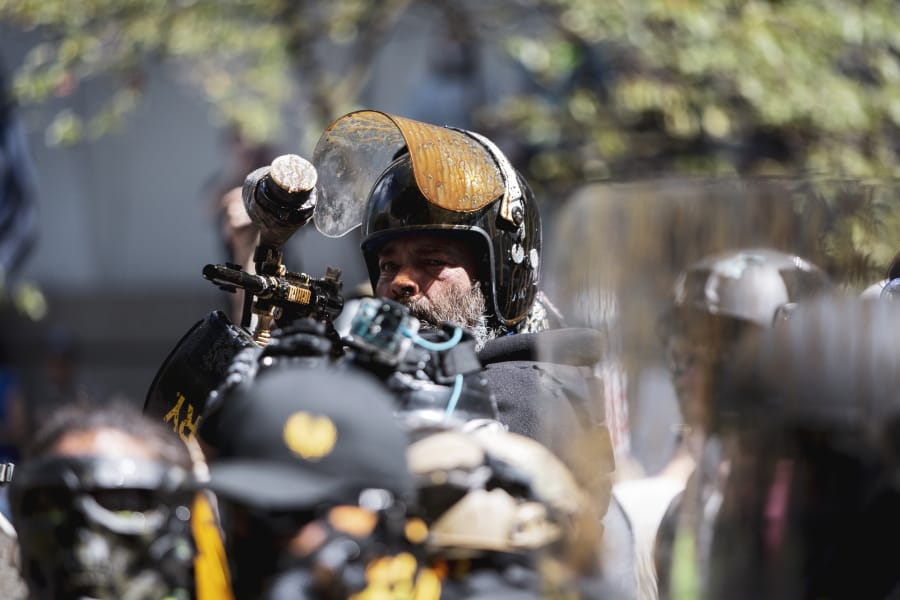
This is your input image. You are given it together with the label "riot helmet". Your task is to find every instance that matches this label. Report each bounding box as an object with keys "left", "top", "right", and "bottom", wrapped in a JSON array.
[
  {"left": 311, "top": 110, "right": 541, "bottom": 329},
  {"left": 658, "top": 247, "right": 832, "bottom": 431},
  {"left": 10, "top": 455, "right": 196, "bottom": 600},
  {"left": 662, "top": 247, "right": 832, "bottom": 331}
]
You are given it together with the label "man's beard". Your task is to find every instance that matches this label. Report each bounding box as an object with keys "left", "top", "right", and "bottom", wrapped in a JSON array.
[{"left": 398, "top": 282, "right": 496, "bottom": 350}]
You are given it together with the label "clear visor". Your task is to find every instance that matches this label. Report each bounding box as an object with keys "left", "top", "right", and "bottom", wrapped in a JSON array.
[{"left": 311, "top": 110, "right": 506, "bottom": 237}]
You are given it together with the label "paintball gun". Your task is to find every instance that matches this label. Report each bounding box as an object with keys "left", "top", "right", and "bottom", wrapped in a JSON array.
[
  {"left": 203, "top": 154, "right": 344, "bottom": 346},
  {"left": 203, "top": 263, "right": 343, "bottom": 341}
]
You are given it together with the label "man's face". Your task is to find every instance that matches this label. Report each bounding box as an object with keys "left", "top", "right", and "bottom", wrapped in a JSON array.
[{"left": 375, "top": 234, "right": 485, "bottom": 329}]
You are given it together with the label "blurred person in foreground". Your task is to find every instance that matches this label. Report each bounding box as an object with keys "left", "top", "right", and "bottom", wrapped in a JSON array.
[
  {"left": 9, "top": 401, "right": 229, "bottom": 600},
  {"left": 613, "top": 248, "right": 832, "bottom": 599},
  {"left": 708, "top": 295, "right": 900, "bottom": 599},
  {"left": 407, "top": 425, "right": 626, "bottom": 599},
  {"left": 201, "top": 363, "right": 439, "bottom": 599}
]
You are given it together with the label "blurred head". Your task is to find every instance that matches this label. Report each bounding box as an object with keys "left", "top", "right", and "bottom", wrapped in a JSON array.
[
  {"left": 407, "top": 428, "right": 600, "bottom": 589},
  {"left": 10, "top": 402, "right": 196, "bottom": 600},
  {"left": 658, "top": 248, "right": 832, "bottom": 431},
  {"left": 205, "top": 364, "right": 423, "bottom": 599}
]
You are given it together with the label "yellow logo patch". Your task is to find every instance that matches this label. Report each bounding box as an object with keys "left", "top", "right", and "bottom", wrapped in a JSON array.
[
  {"left": 283, "top": 411, "right": 338, "bottom": 460},
  {"left": 349, "top": 553, "right": 441, "bottom": 600}
]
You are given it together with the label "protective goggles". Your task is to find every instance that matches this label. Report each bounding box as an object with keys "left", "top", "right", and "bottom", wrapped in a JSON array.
[{"left": 11, "top": 455, "right": 193, "bottom": 535}]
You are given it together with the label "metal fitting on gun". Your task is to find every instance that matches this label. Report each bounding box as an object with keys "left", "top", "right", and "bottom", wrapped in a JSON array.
[{"left": 242, "top": 154, "right": 318, "bottom": 250}]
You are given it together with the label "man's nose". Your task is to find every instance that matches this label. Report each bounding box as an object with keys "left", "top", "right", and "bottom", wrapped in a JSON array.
[{"left": 390, "top": 266, "right": 420, "bottom": 298}]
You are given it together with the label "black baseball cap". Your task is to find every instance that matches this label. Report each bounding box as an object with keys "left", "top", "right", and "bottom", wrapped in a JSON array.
[{"left": 207, "top": 364, "right": 413, "bottom": 511}]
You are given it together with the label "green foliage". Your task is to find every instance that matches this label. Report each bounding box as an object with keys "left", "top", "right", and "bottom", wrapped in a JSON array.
[
  {"left": 0, "top": 0, "right": 386, "bottom": 143},
  {"left": 2, "top": 0, "right": 900, "bottom": 283},
  {"left": 4, "top": 0, "right": 899, "bottom": 178},
  {"left": 490, "top": 0, "right": 900, "bottom": 182}
]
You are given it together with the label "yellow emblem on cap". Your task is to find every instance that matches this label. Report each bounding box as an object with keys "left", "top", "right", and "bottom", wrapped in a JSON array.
[{"left": 283, "top": 411, "right": 338, "bottom": 461}]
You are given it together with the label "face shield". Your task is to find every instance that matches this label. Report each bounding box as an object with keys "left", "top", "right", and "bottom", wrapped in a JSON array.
[
  {"left": 9, "top": 455, "right": 195, "bottom": 600},
  {"left": 311, "top": 110, "right": 511, "bottom": 238}
]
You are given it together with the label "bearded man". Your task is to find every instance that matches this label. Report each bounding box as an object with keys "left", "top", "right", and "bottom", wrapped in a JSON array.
[{"left": 299, "top": 111, "right": 616, "bottom": 533}]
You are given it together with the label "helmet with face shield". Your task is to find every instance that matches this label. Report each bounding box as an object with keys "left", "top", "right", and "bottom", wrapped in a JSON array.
[
  {"left": 10, "top": 454, "right": 196, "bottom": 600},
  {"left": 312, "top": 110, "right": 541, "bottom": 330}
]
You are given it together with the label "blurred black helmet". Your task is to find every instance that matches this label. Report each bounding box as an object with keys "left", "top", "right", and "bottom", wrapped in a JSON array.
[{"left": 312, "top": 110, "right": 541, "bottom": 328}]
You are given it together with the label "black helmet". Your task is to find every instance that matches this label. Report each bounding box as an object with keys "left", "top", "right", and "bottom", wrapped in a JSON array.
[
  {"left": 312, "top": 110, "right": 541, "bottom": 328},
  {"left": 361, "top": 152, "right": 540, "bottom": 327}
]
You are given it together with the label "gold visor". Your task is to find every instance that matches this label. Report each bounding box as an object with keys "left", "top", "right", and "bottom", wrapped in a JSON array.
[{"left": 312, "top": 110, "right": 505, "bottom": 237}]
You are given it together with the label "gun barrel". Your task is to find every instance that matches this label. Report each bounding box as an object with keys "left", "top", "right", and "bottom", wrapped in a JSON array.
[
  {"left": 203, "top": 262, "right": 343, "bottom": 323},
  {"left": 202, "top": 264, "right": 266, "bottom": 294}
]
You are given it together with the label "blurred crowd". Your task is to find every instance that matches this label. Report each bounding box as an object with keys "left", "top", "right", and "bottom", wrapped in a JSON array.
[{"left": 2, "top": 103, "right": 900, "bottom": 600}]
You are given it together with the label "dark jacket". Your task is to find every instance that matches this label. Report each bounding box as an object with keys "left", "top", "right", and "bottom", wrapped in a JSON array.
[
  {"left": 478, "top": 327, "right": 637, "bottom": 598},
  {"left": 478, "top": 327, "right": 611, "bottom": 467}
]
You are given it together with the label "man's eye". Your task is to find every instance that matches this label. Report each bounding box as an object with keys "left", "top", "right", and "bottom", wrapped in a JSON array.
[
  {"left": 379, "top": 262, "right": 397, "bottom": 273},
  {"left": 425, "top": 259, "right": 447, "bottom": 267}
]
